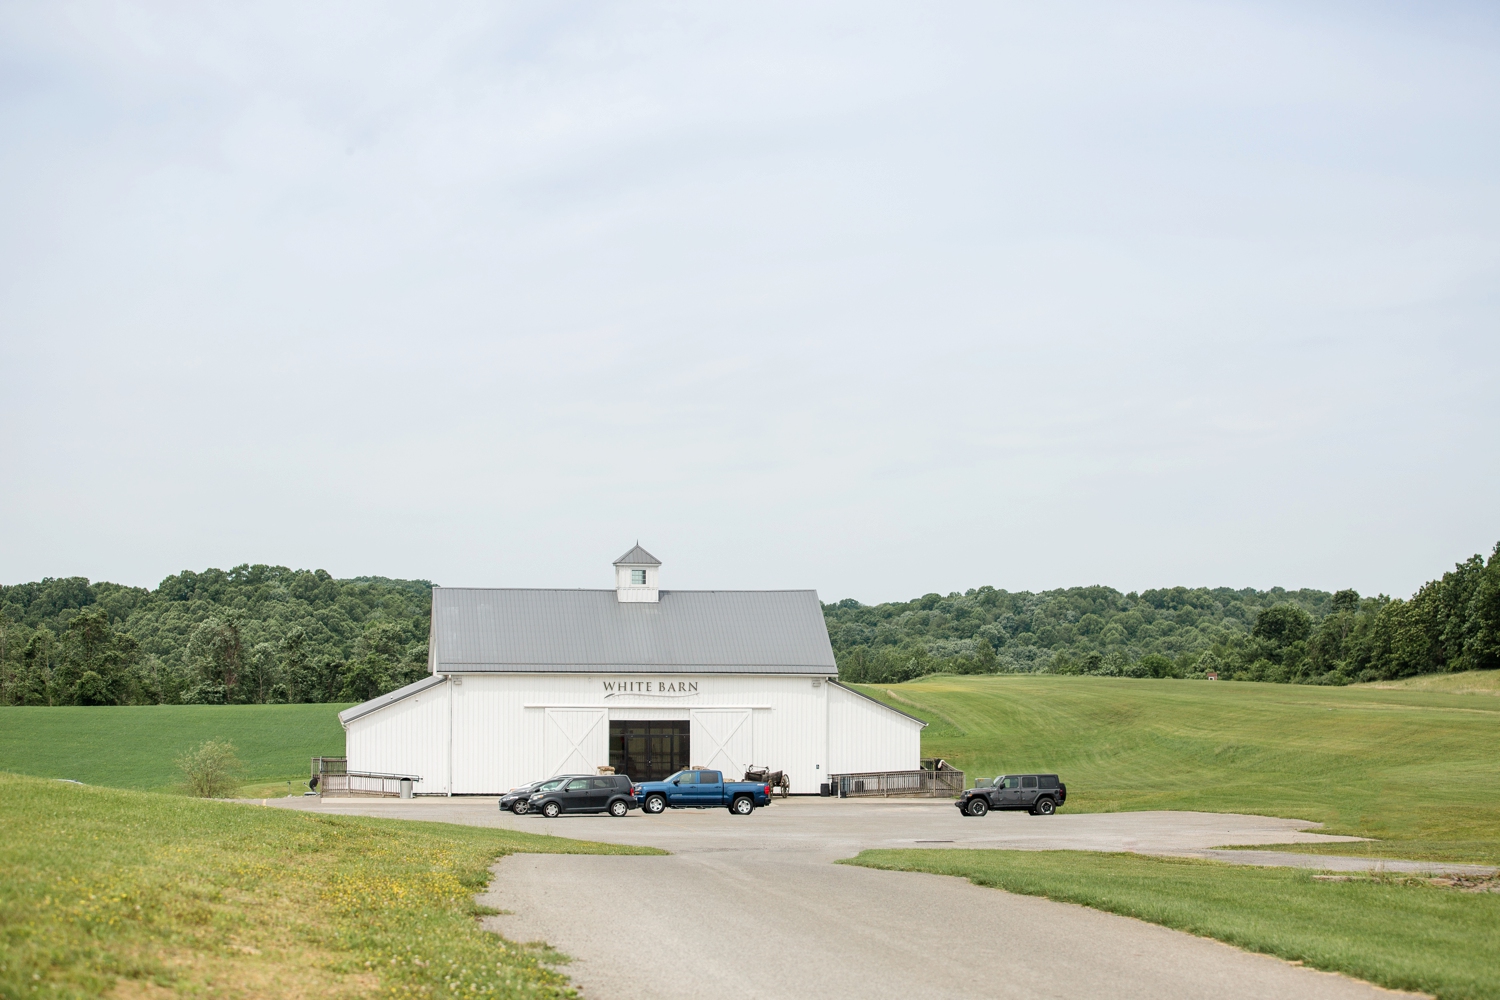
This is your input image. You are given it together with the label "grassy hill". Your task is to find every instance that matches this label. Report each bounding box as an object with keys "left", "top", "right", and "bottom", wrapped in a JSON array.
[
  {"left": 1356, "top": 670, "right": 1500, "bottom": 695},
  {"left": 855, "top": 674, "right": 1500, "bottom": 864},
  {"left": 0, "top": 772, "right": 658, "bottom": 999},
  {"left": 0, "top": 703, "right": 347, "bottom": 792}
]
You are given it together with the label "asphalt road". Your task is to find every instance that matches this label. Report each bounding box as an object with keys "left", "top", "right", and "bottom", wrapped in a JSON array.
[{"left": 263, "top": 796, "right": 1433, "bottom": 1000}]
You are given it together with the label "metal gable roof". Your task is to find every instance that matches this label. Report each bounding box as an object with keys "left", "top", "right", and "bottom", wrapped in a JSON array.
[
  {"left": 612, "top": 543, "right": 661, "bottom": 566},
  {"left": 431, "top": 587, "right": 836, "bottom": 674},
  {"left": 338, "top": 673, "right": 446, "bottom": 725}
]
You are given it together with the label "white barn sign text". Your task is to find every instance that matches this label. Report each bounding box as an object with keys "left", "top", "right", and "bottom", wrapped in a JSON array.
[{"left": 601, "top": 680, "right": 700, "bottom": 695}]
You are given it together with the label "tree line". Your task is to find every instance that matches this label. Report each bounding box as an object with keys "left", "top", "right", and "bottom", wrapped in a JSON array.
[
  {"left": 5, "top": 544, "right": 1497, "bottom": 705},
  {"left": 0, "top": 565, "right": 431, "bottom": 706},
  {"left": 826, "top": 542, "right": 1500, "bottom": 686}
]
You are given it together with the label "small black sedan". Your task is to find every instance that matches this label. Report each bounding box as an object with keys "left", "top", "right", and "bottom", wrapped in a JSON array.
[
  {"left": 529, "top": 775, "right": 638, "bottom": 818},
  {"left": 500, "top": 775, "right": 586, "bottom": 815}
]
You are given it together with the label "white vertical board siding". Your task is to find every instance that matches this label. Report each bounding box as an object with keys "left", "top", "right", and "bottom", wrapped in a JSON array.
[
  {"left": 609, "top": 707, "right": 692, "bottom": 720},
  {"left": 450, "top": 674, "right": 551, "bottom": 794},
  {"left": 827, "top": 683, "right": 923, "bottom": 775},
  {"left": 743, "top": 676, "right": 827, "bottom": 792},
  {"left": 351, "top": 673, "right": 917, "bottom": 794},
  {"left": 344, "top": 681, "right": 451, "bottom": 794},
  {"left": 690, "top": 710, "right": 753, "bottom": 777}
]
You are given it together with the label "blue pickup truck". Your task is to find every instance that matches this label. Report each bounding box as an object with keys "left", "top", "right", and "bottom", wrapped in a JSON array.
[{"left": 635, "top": 769, "right": 772, "bottom": 815}]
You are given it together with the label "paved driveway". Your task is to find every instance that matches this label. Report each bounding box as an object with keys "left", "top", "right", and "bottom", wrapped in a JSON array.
[
  {"left": 263, "top": 796, "right": 1422, "bottom": 999},
  {"left": 267, "top": 793, "right": 1362, "bottom": 855}
]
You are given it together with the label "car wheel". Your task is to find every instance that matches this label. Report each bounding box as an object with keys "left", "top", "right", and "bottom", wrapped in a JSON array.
[
  {"left": 1035, "top": 797, "right": 1055, "bottom": 816},
  {"left": 608, "top": 799, "right": 629, "bottom": 817},
  {"left": 541, "top": 801, "right": 561, "bottom": 819},
  {"left": 644, "top": 794, "right": 666, "bottom": 815},
  {"left": 967, "top": 797, "right": 989, "bottom": 817},
  {"left": 510, "top": 802, "right": 528, "bottom": 816},
  {"left": 731, "top": 796, "right": 754, "bottom": 816}
]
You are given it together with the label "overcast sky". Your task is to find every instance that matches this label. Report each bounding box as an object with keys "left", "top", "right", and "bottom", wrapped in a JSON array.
[{"left": 1, "top": 2, "right": 1497, "bottom": 604}]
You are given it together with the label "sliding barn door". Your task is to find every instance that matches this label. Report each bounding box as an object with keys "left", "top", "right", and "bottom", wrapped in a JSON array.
[
  {"left": 690, "top": 709, "right": 753, "bottom": 778},
  {"left": 543, "top": 709, "right": 606, "bottom": 777}
]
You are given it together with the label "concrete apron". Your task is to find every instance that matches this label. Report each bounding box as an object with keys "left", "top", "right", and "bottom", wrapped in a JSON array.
[{"left": 261, "top": 797, "right": 1456, "bottom": 1000}]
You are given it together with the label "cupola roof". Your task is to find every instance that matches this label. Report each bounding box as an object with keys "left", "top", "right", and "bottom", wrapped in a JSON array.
[{"left": 612, "top": 543, "right": 661, "bottom": 567}]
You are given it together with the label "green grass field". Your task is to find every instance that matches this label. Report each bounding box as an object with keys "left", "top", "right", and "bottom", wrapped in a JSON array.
[
  {"left": 857, "top": 674, "right": 1500, "bottom": 864},
  {"left": 1357, "top": 670, "right": 1500, "bottom": 695},
  {"left": 6, "top": 683, "right": 1500, "bottom": 996},
  {"left": 6, "top": 678, "right": 1500, "bottom": 860},
  {"left": 0, "top": 771, "right": 662, "bottom": 999},
  {"left": 844, "top": 849, "right": 1500, "bottom": 1000},
  {"left": 0, "top": 704, "right": 347, "bottom": 793}
]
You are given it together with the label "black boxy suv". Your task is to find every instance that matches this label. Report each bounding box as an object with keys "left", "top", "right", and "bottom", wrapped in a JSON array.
[
  {"left": 956, "top": 774, "right": 1066, "bottom": 817},
  {"left": 528, "top": 775, "right": 639, "bottom": 818}
]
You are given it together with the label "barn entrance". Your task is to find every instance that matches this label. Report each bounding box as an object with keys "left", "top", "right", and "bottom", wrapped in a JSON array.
[{"left": 608, "top": 720, "right": 689, "bottom": 782}]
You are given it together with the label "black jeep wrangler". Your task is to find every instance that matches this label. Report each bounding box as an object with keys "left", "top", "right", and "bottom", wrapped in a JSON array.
[{"left": 956, "top": 774, "right": 1066, "bottom": 817}]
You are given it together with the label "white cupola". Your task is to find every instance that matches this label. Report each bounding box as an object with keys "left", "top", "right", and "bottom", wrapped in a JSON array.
[{"left": 613, "top": 543, "right": 662, "bottom": 603}]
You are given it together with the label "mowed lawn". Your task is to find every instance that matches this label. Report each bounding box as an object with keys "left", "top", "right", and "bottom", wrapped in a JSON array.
[
  {"left": 0, "top": 772, "right": 662, "bottom": 999},
  {"left": 1359, "top": 670, "right": 1500, "bottom": 695},
  {"left": 856, "top": 674, "right": 1500, "bottom": 863},
  {"left": 0, "top": 704, "right": 348, "bottom": 792},
  {"left": 845, "top": 849, "right": 1500, "bottom": 1000}
]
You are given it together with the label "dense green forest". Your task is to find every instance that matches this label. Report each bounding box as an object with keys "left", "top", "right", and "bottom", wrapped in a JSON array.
[
  {"left": 0, "top": 566, "right": 430, "bottom": 707},
  {"left": 826, "top": 542, "right": 1500, "bottom": 686},
  {"left": 3, "top": 543, "right": 1498, "bottom": 705}
]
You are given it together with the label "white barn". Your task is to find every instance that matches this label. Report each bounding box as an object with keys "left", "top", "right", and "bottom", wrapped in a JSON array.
[{"left": 339, "top": 545, "right": 924, "bottom": 795}]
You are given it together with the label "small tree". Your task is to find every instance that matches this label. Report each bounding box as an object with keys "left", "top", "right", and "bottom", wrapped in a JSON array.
[
  {"left": 281, "top": 627, "right": 312, "bottom": 702},
  {"left": 186, "top": 613, "right": 247, "bottom": 702},
  {"left": 339, "top": 654, "right": 390, "bottom": 703},
  {"left": 55, "top": 608, "right": 137, "bottom": 705},
  {"left": 1134, "top": 653, "right": 1177, "bottom": 678},
  {"left": 177, "top": 739, "right": 243, "bottom": 798}
]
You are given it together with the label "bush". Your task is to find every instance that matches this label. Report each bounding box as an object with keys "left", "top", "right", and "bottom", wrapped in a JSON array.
[
  {"left": 1134, "top": 653, "right": 1177, "bottom": 678},
  {"left": 1096, "top": 653, "right": 1124, "bottom": 677},
  {"left": 1050, "top": 653, "right": 1082, "bottom": 675},
  {"left": 177, "top": 739, "right": 243, "bottom": 798}
]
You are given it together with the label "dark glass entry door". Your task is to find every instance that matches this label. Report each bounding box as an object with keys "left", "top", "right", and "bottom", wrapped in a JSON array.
[{"left": 609, "top": 721, "right": 689, "bottom": 782}]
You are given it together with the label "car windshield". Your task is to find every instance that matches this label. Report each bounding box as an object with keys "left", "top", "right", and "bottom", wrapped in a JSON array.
[{"left": 538, "top": 778, "right": 566, "bottom": 790}]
